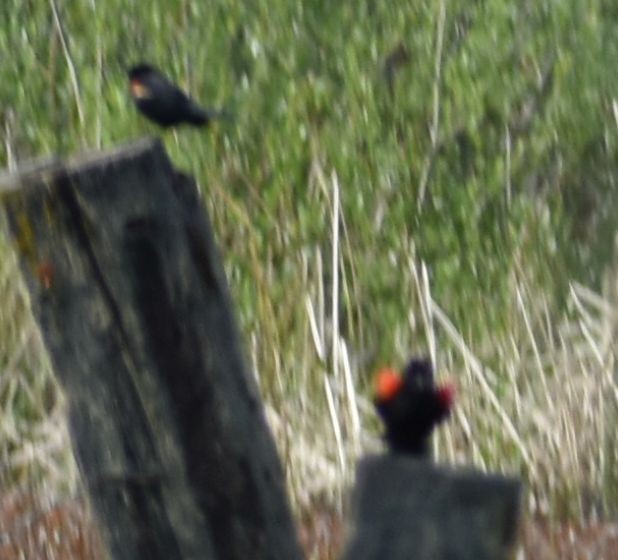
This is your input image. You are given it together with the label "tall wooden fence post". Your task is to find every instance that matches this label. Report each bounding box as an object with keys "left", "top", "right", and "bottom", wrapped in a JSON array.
[{"left": 0, "top": 138, "right": 302, "bottom": 560}]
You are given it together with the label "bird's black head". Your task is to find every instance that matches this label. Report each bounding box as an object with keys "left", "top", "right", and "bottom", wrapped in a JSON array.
[
  {"left": 128, "top": 63, "right": 158, "bottom": 80},
  {"left": 403, "top": 358, "right": 435, "bottom": 390}
]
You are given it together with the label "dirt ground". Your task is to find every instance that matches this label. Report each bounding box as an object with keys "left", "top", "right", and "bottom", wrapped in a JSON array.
[{"left": 1, "top": 490, "right": 617, "bottom": 559}]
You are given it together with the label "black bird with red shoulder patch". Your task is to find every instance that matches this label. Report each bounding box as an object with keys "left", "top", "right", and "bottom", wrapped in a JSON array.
[
  {"left": 374, "top": 358, "right": 455, "bottom": 457},
  {"left": 128, "top": 63, "right": 226, "bottom": 127}
]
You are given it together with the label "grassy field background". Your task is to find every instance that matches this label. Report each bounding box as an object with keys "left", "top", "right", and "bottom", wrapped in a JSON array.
[{"left": 1, "top": 0, "right": 617, "bottom": 541}]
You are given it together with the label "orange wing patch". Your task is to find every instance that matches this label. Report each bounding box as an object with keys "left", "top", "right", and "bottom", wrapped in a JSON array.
[
  {"left": 375, "top": 368, "right": 403, "bottom": 402},
  {"left": 436, "top": 382, "right": 456, "bottom": 410},
  {"left": 130, "top": 79, "right": 152, "bottom": 99}
]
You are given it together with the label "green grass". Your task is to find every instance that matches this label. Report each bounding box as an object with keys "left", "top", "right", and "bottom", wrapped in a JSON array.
[{"left": 0, "top": 0, "right": 617, "bottom": 525}]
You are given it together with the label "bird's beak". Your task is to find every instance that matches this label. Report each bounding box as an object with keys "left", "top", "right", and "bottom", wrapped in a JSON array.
[{"left": 130, "top": 79, "right": 151, "bottom": 99}]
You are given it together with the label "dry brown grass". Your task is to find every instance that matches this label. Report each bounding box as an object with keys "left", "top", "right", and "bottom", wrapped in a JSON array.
[
  {"left": 0, "top": 489, "right": 105, "bottom": 560},
  {"left": 1, "top": 170, "right": 618, "bottom": 557}
]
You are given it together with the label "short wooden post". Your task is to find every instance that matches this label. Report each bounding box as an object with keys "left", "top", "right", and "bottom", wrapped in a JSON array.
[
  {"left": 342, "top": 455, "right": 521, "bottom": 560},
  {"left": 0, "top": 138, "right": 302, "bottom": 560}
]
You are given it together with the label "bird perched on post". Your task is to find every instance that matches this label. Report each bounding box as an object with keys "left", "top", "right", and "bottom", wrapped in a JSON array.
[
  {"left": 374, "top": 358, "right": 455, "bottom": 458},
  {"left": 128, "top": 63, "right": 228, "bottom": 128}
]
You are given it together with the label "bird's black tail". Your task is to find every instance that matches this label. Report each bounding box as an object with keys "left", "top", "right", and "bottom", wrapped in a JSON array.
[{"left": 186, "top": 104, "right": 232, "bottom": 127}]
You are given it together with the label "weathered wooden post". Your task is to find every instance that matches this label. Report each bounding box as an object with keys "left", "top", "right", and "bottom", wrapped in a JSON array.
[
  {"left": 0, "top": 138, "right": 302, "bottom": 560},
  {"left": 342, "top": 455, "right": 521, "bottom": 560}
]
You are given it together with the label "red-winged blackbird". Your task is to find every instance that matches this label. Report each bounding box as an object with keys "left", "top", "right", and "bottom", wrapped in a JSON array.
[
  {"left": 128, "top": 63, "right": 226, "bottom": 127},
  {"left": 374, "top": 358, "right": 454, "bottom": 457}
]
